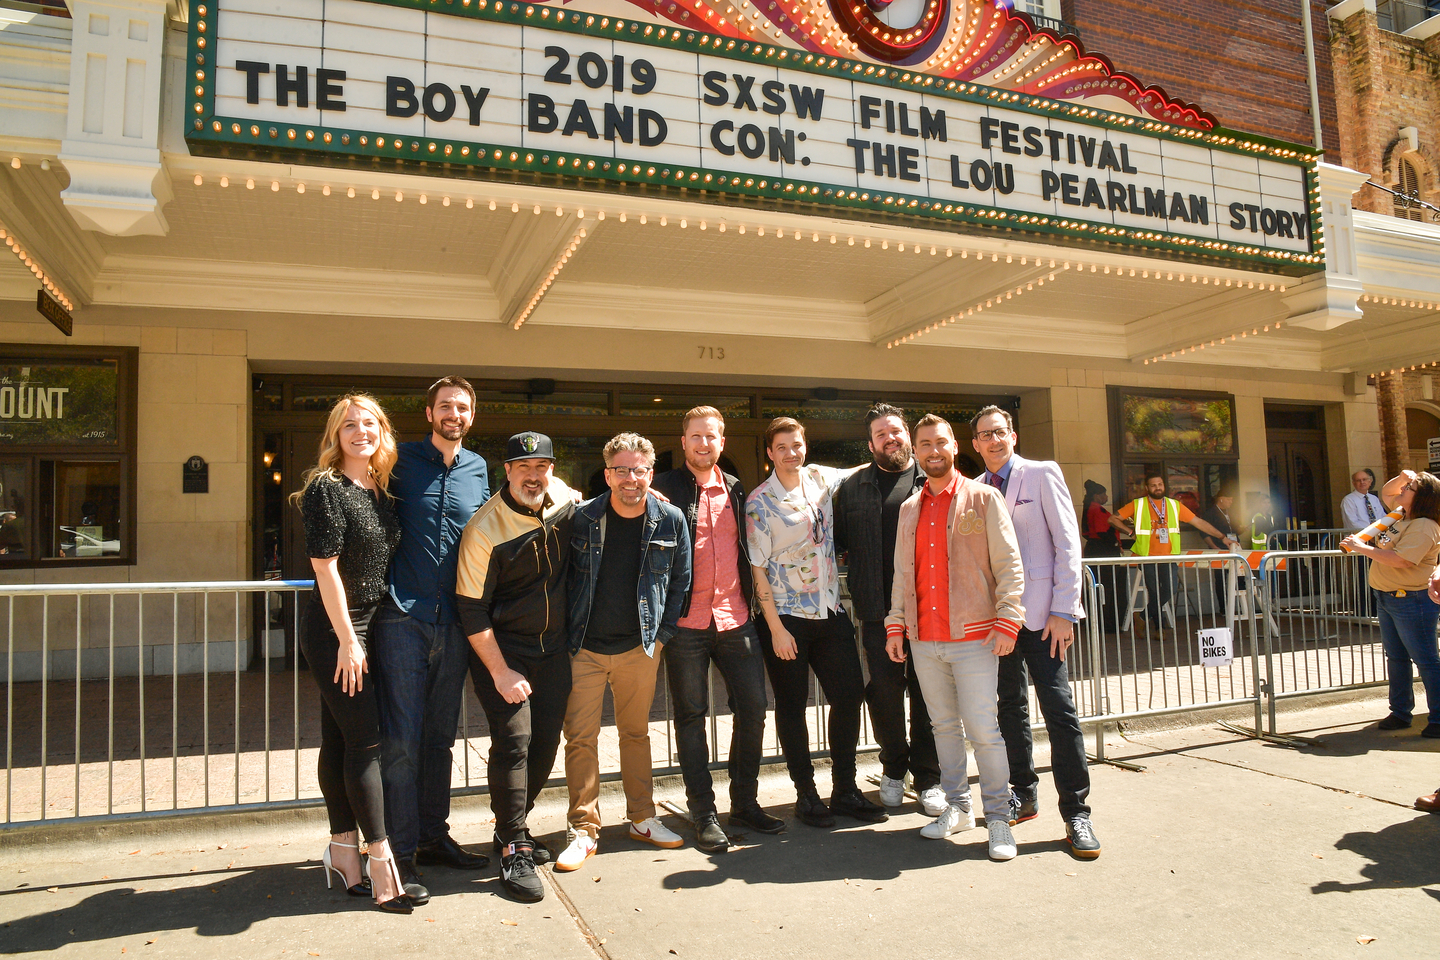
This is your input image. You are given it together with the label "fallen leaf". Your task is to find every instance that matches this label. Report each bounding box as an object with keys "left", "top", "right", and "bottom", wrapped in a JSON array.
[
  {"left": 592, "top": 876, "right": 601, "bottom": 883},
  {"left": 101, "top": 876, "right": 108, "bottom": 880},
  {"left": 146, "top": 939, "right": 156, "bottom": 945},
  {"left": 1065, "top": 873, "right": 1077, "bottom": 877},
  {"left": 873, "top": 887, "right": 882, "bottom": 892},
  {"left": 46, "top": 887, "right": 58, "bottom": 893},
  {"left": 1312, "top": 854, "right": 1324, "bottom": 860},
  {"left": 669, "top": 952, "right": 678, "bottom": 956},
  {"left": 267, "top": 894, "right": 272, "bottom": 899},
  {"left": 1357, "top": 936, "right": 1376, "bottom": 944},
  {"left": 309, "top": 953, "right": 320, "bottom": 957},
  {"left": 218, "top": 843, "right": 228, "bottom": 850},
  {"left": 69, "top": 930, "right": 75, "bottom": 935},
  {"left": 598, "top": 939, "right": 607, "bottom": 946},
  {"left": 501, "top": 920, "right": 518, "bottom": 926},
  {"left": 121, "top": 950, "right": 126, "bottom": 955},
  {"left": 425, "top": 918, "right": 435, "bottom": 923},
  {"left": 129, "top": 850, "right": 140, "bottom": 856},
  {"left": 226, "top": 862, "right": 234, "bottom": 870}
]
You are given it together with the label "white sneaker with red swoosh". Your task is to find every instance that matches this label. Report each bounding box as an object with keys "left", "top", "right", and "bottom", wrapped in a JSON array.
[{"left": 629, "top": 817, "right": 684, "bottom": 849}]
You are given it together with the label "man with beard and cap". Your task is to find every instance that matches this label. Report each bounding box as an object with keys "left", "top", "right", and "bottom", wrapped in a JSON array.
[
  {"left": 371, "top": 377, "right": 491, "bottom": 903},
  {"left": 834, "top": 404, "right": 942, "bottom": 819},
  {"left": 1110, "top": 471, "right": 1237, "bottom": 632},
  {"left": 650, "top": 407, "right": 783, "bottom": 854},
  {"left": 455, "top": 431, "right": 580, "bottom": 903},
  {"left": 886, "top": 414, "right": 1025, "bottom": 861}
]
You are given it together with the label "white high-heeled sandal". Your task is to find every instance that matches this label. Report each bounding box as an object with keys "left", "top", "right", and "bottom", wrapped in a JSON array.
[{"left": 321, "top": 839, "right": 370, "bottom": 896}]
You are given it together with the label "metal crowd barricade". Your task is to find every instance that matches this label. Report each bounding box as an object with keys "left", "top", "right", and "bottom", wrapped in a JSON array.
[
  {"left": 1266, "top": 528, "right": 1355, "bottom": 553},
  {"left": 1077, "top": 553, "right": 1264, "bottom": 741}
]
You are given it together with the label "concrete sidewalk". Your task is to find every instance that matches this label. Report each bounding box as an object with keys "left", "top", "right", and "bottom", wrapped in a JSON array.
[{"left": 1, "top": 693, "right": 1436, "bottom": 960}]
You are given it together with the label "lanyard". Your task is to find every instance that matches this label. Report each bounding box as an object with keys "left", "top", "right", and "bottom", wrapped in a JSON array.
[{"left": 1148, "top": 497, "right": 1167, "bottom": 526}]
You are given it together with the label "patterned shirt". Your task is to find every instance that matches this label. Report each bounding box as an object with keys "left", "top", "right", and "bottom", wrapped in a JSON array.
[
  {"left": 677, "top": 468, "right": 747, "bottom": 631},
  {"left": 745, "top": 464, "right": 848, "bottom": 620}
]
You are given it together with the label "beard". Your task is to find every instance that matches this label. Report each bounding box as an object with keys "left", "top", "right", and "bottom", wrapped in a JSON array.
[
  {"left": 873, "top": 440, "right": 912, "bottom": 473},
  {"left": 434, "top": 419, "right": 469, "bottom": 441},
  {"left": 685, "top": 449, "right": 718, "bottom": 474},
  {"left": 512, "top": 483, "right": 545, "bottom": 509},
  {"left": 921, "top": 456, "right": 952, "bottom": 479}
]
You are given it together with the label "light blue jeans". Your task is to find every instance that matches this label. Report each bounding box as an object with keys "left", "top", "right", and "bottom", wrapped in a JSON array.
[{"left": 910, "top": 639, "right": 1012, "bottom": 824}]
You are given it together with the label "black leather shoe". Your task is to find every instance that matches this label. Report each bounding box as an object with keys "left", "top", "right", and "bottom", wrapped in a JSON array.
[
  {"left": 493, "top": 831, "right": 551, "bottom": 866},
  {"left": 729, "top": 804, "right": 785, "bottom": 835},
  {"left": 794, "top": 790, "right": 836, "bottom": 828},
  {"left": 1423, "top": 723, "right": 1440, "bottom": 739},
  {"left": 1377, "top": 714, "right": 1411, "bottom": 731},
  {"left": 829, "top": 786, "right": 889, "bottom": 824},
  {"left": 398, "top": 857, "right": 430, "bottom": 906},
  {"left": 694, "top": 813, "right": 730, "bottom": 854},
  {"left": 416, "top": 834, "right": 490, "bottom": 870},
  {"left": 1008, "top": 794, "right": 1039, "bottom": 825}
]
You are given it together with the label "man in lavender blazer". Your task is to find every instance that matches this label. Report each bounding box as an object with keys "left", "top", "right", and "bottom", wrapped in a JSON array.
[{"left": 971, "top": 406, "right": 1100, "bottom": 861}]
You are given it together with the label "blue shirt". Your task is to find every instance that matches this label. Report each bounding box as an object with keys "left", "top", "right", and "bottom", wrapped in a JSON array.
[{"left": 387, "top": 438, "right": 490, "bottom": 624}]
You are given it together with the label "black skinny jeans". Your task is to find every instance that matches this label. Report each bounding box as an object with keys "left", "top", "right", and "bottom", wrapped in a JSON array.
[
  {"left": 760, "top": 610, "right": 864, "bottom": 794},
  {"left": 996, "top": 625, "right": 1092, "bottom": 821},
  {"left": 469, "top": 646, "right": 572, "bottom": 845},
  {"left": 300, "top": 593, "right": 387, "bottom": 840},
  {"left": 665, "top": 621, "right": 769, "bottom": 817},
  {"left": 859, "top": 620, "right": 940, "bottom": 790}
]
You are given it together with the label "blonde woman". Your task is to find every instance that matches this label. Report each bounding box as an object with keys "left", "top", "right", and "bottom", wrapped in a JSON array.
[{"left": 291, "top": 395, "right": 411, "bottom": 913}]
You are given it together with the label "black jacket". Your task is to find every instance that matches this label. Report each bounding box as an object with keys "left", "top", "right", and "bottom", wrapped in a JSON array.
[
  {"left": 834, "top": 461, "right": 925, "bottom": 622},
  {"left": 454, "top": 479, "right": 579, "bottom": 655},
  {"left": 650, "top": 466, "right": 755, "bottom": 620}
]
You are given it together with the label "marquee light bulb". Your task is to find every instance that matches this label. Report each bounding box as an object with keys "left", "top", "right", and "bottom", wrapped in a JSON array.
[{"left": 347, "top": 187, "right": 355, "bottom": 198}]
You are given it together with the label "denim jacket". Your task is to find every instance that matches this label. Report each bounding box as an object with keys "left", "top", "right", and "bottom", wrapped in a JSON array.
[{"left": 567, "top": 492, "right": 692, "bottom": 657}]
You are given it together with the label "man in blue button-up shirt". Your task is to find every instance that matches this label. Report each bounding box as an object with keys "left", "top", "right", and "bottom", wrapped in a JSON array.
[{"left": 372, "top": 377, "right": 492, "bottom": 900}]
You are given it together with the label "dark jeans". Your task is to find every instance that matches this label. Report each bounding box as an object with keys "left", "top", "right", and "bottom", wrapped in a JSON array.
[
  {"left": 1375, "top": 589, "right": 1440, "bottom": 724},
  {"left": 760, "top": 610, "right": 864, "bottom": 794},
  {"left": 859, "top": 620, "right": 940, "bottom": 790},
  {"left": 997, "top": 625, "right": 1092, "bottom": 821},
  {"left": 371, "top": 601, "right": 472, "bottom": 859},
  {"left": 665, "top": 620, "right": 768, "bottom": 817},
  {"left": 469, "top": 646, "right": 572, "bottom": 844},
  {"left": 1142, "top": 563, "right": 1177, "bottom": 627},
  {"left": 300, "top": 593, "right": 386, "bottom": 841}
]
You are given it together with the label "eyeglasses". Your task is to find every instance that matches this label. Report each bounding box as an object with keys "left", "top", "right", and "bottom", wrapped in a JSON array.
[
  {"left": 974, "top": 428, "right": 1011, "bottom": 442},
  {"left": 607, "top": 465, "right": 652, "bottom": 479}
]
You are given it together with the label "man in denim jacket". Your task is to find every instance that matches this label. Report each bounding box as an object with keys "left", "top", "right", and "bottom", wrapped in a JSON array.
[{"left": 555, "top": 433, "right": 692, "bottom": 871}]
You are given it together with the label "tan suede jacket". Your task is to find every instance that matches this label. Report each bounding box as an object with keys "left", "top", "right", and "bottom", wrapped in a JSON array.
[{"left": 885, "top": 473, "right": 1026, "bottom": 642}]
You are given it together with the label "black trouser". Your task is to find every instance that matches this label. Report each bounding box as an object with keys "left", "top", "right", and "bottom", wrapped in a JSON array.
[
  {"left": 859, "top": 620, "right": 940, "bottom": 791},
  {"left": 1083, "top": 541, "right": 1125, "bottom": 634},
  {"left": 300, "top": 593, "right": 387, "bottom": 841},
  {"left": 996, "top": 625, "right": 1092, "bottom": 821},
  {"left": 469, "top": 646, "right": 572, "bottom": 845},
  {"left": 1142, "top": 563, "right": 1176, "bottom": 627},
  {"left": 760, "top": 610, "right": 864, "bottom": 795},
  {"left": 666, "top": 620, "right": 769, "bottom": 817}
]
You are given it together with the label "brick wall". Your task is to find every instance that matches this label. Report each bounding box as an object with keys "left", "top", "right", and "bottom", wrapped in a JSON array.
[
  {"left": 1327, "top": 8, "right": 1440, "bottom": 215},
  {"left": 1060, "top": 0, "right": 1339, "bottom": 150}
]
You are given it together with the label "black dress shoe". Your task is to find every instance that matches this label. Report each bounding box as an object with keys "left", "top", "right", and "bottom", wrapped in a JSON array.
[
  {"left": 729, "top": 804, "right": 785, "bottom": 835},
  {"left": 694, "top": 813, "right": 731, "bottom": 854},
  {"left": 1423, "top": 723, "right": 1440, "bottom": 739},
  {"left": 1377, "top": 715, "right": 1412, "bottom": 730},
  {"left": 493, "top": 831, "right": 551, "bottom": 866},
  {"left": 398, "top": 857, "right": 430, "bottom": 906},
  {"left": 416, "top": 834, "right": 490, "bottom": 870},
  {"left": 794, "top": 790, "right": 836, "bottom": 828},
  {"left": 829, "top": 786, "right": 889, "bottom": 824}
]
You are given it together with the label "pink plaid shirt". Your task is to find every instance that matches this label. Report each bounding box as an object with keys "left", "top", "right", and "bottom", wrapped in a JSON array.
[{"left": 677, "top": 468, "right": 747, "bottom": 631}]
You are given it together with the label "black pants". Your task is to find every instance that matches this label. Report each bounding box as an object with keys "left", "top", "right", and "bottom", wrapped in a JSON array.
[
  {"left": 760, "top": 610, "right": 864, "bottom": 794},
  {"left": 469, "top": 646, "right": 572, "bottom": 845},
  {"left": 666, "top": 620, "right": 769, "bottom": 817},
  {"left": 1142, "top": 564, "right": 1177, "bottom": 627},
  {"left": 300, "top": 593, "right": 387, "bottom": 840},
  {"left": 859, "top": 620, "right": 940, "bottom": 790},
  {"left": 996, "top": 626, "right": 1092, "bottom": 821},
  {"left": 1083, "top": 541, "right": 1125, "bottom": 634}
]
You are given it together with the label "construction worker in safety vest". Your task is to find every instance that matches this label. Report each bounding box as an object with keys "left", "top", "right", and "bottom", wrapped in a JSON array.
[
  {"left": 1109, "top": 473, "right": 1238, "bottom": 632},
  {"left": 1248, "top": 493, "right": 1277, "bottom": 551}
]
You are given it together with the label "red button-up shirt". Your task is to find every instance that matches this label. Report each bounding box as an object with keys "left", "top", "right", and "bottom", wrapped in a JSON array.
[
  {"left": 677, "top": 468, "right": 748, "bottom": 631},
  {"left": 915, "top": 473, "right": 957, "bottom": 643}
]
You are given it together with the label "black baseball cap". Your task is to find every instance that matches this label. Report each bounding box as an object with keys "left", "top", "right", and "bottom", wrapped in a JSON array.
[{"left": 505, "top": 432, "right": 555, "bottom": 462}]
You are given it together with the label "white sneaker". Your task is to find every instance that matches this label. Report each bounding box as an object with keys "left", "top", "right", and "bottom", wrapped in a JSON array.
[
  {"left": 918, "top": 784, "right": 949, "bottom": 818},
  {"left": 987, "top": 820, "right": 1017, "bottom": 861},
  {"left": 878, "top": 775, "right": 906, "bottom": 808},
  {"left": 554, "top": 829, "right": 597, "bottom": 872},
  {"left": 920, "top": 803, "right": 976, "bottom": 839},
  {"left": 629, "top": 817, "right": 684, "bottom": 849}
]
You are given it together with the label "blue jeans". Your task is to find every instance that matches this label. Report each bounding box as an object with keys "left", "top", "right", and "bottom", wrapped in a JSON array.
[
  {"left": 1375, "top": 590, "right": 1440, "bottom": 724},
  {"left": 371, "top": 601, "right": 473, "bottom": 859}
]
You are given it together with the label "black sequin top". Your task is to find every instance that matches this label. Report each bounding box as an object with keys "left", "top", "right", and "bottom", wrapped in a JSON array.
[{"left": 300, "top": 473, "right": 401, "bottom": 606}]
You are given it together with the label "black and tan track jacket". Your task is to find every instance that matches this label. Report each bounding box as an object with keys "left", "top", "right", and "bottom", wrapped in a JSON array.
[{"left": 455, "top": 478, "right": 579, "bottom": 656}]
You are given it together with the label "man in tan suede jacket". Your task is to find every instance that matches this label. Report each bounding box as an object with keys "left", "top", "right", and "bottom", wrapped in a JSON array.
[{"left": 885, "top": 414, "right": 1026, "bottom": 861}]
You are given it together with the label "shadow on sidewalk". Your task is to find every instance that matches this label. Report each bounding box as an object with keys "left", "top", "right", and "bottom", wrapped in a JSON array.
[
  {"left": 1310, "top": 814, "right": 1440, "bottom": 895},
  {"left": 0, "top": 860, "right": 410, "bottom": 953},
  {"left": 1290, "top": 722, "right": 1440, "bottom": 759}
]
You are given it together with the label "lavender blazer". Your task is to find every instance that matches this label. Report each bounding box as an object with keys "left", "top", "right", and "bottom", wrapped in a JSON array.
[{"left": 981, "top": 455, "right": 1085, "bottom": 631}]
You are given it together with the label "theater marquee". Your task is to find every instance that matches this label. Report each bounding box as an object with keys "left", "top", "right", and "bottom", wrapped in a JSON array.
[{"left": 186, "top": 0, "right": 1322, "bottom": 272}]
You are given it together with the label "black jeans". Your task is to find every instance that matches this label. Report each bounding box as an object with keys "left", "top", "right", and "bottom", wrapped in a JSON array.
[
  {"left": 665, "top": 620, "right": 768, "bottom": 817},
  {"left": 1142, "top": 563, "right": 1177, "bottom": 627},
  {"left": 859, "top": 620, "right": 940, "bottom": 790},
  {"left": 300, "top": 593, "right": 387, "bottom": 841},
  {"left": 760, "top": 610, "right": 864, "bottom": 794},
  {"left": 469, "top": 646, "right": 572, "bottom": 845},
  {"left": 996, "top": 625, "right": 1091, "bottom": 821}
]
